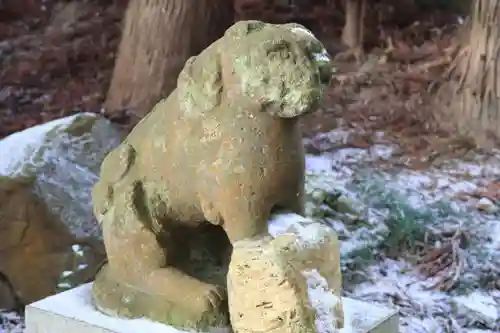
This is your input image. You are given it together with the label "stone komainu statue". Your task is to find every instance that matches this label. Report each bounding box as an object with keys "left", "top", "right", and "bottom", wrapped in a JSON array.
[{"left": 91, "top": 20, "right": 333, "bottom": 330}]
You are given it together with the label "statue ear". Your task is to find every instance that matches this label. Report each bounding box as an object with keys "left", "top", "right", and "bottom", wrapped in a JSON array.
[
  {"left": 282, "top": 23, "right": 312, "bottom": 35},
  {"left": 177, "top": 50, "right": 222, "bottom": 114},
  {"left": 177, "top": 55, "right": 197, "bottom": 86},
  {"left": 224, "top": 20, "right": 266, "bottom": 39}
]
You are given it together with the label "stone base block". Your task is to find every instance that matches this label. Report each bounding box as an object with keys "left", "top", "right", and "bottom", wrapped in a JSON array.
[
  {"left": 229, "top": 213, "right": 345, "bottom": 333},
  {"left": 25, "top": 283, "right": 399, "bottom": 333}
]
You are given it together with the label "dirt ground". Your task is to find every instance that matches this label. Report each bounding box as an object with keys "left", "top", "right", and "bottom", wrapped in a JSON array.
[{"left": 0, "top": 0, "right": 468, "bottom": 167}]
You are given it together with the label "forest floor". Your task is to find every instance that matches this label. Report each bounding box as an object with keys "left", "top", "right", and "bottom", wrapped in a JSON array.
[{"left": 1, "top": 1, "right": 499, "bottom": 332}]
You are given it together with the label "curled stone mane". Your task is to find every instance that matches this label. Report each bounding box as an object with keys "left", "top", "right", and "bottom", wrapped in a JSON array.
[{"left": 176, "top": 20, "right": 330, "bottom": 118}]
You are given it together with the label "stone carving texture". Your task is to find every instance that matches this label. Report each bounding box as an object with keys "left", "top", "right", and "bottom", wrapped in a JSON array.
[
  {"left": 91, "top": 20, "right": 333, "bottom": 331},
  {"left": 228, "top": 214, "right": 344, "bottom": 333}
]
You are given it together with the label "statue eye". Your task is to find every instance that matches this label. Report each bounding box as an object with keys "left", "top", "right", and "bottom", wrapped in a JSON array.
[
  {"left": 263, "top": 39, "right": 290, "bottom": 55},
  {"left": 269, "top": 50, "right": 290, "bottom": 60}
]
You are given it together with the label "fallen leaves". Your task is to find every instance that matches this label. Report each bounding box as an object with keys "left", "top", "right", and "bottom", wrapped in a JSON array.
[
  {"left": 416, "top": 228, "right": 467, "bottom": 291},
  {"left": 0, "top": 0, "right": 124, "bottom": 139},
  {"left": 473, "top": 181, "right": 500, "bottom": 201}
]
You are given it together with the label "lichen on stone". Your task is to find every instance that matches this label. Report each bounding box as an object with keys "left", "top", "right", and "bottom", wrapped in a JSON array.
[{"left": 175, "top": 20, "right": 332, "bottom": 119}]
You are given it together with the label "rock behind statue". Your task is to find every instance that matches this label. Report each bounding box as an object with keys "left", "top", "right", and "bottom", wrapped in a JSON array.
[{"left": 91, "top": 20, "right": 333, "bottom": 331}]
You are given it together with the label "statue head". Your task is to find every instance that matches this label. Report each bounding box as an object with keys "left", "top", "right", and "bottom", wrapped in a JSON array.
[{"left": 177, "top": 20, "right": 333, "bottom": 118}]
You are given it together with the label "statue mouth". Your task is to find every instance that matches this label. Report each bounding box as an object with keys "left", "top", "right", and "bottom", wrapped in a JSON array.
[{"left": 286, "top": 23, "right": 333, "bottom": 86}]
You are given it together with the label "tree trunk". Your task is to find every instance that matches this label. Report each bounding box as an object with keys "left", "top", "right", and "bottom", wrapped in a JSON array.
[
  {"left": 341, "top": 0, "right": 366, "bottom": 49},
  {"left": 436, "top": 0, "right": 500, "bottom": 149},
  {"left": 105, "top": 0, "right": 234, "bottom": 118}
]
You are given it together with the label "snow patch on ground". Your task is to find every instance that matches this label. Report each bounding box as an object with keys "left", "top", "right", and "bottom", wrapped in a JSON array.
[
  {"left": 303, "top": 127, "right": 500, "bottom": 333},
  {"left": 0, "top": 311, "right": 23, "bottom": 333},
  {"left": 2, "top": 125, "right": 499, "bottom": 332}
]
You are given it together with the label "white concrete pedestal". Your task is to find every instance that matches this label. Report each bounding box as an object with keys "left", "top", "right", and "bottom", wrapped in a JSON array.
[{"left": 25, "top": 283, "right": 399, "bottom": 333}]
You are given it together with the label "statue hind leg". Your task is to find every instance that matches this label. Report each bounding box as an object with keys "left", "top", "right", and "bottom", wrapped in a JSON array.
[{"left": 91, "top": 180, "right": 229, "bottom": 329}]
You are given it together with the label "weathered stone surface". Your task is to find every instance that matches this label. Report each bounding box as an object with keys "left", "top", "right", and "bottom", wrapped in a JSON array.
[
  {"left": 0, "top": 176, "right": 98, "bottom": 308},
  {"left": 0, "top": 112, "right": 122, "bottom": 239},
  {"left": 0, "top": 113, "right": 121, "bottom": 308},
  {"left": 227, "top": 213, "right": 344, "bottom": 333},
  {"left": 26, "top": 283, "right": 398, "bottom": 333},
  {"left": 91, "top": 225, "right": 232, "bottom": 330},
  {"left": 91, "top": 20, "right": 332, "bottom": 331}
]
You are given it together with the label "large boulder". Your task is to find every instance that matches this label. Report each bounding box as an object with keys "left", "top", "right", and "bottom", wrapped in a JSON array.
[{"left": 0, "top": 113, "right": 121, "bottom": 308}]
